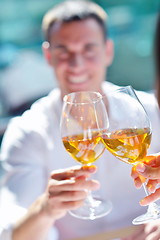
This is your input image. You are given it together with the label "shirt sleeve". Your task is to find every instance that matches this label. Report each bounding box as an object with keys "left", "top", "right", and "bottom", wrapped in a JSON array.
[
  {"left": 0, "top": 225, "right": 13, "bottom": 240},
  {"left": 0, "top": 225, "right": 59, "bottom": 240},
  {"left": 1, "top": 115, "right": 48, "bottom": 207}
]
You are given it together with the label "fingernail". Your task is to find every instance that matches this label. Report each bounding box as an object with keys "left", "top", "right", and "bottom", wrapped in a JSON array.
[
  {"left": 139, "top": 199, "right": 147, "bottom": 206},
  {"left": 147, "top": 185, "right": 155, "bottom": 193},
  {"left": 134, "top": 179, "right": 141, "bottom": 188},
  {"left": 136, "top": 163, "right": 146, "bottom": 172},
  {"left": 94, "top": 180, "right": 100, "bottom": 189},
  {"left": 88, "top": 165, "right": 97, "bottom": 172}
]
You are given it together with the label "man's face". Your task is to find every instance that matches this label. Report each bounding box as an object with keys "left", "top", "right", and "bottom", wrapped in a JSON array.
[{"left": 43, "top": 18, "right": 114, "bottom": 98}]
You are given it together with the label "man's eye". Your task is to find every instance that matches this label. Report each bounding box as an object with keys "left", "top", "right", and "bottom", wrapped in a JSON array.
[
  {"left": 58, "top": 52, "right": 69, "bottom": 59},
  {"left": 84, "top": 49, "right": 96, "bottom": 58}
]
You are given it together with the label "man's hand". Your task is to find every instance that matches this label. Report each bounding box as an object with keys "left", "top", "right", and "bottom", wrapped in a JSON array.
[
  {"left": 40, "top": 165, "right": 100, "bottom": 220},
  {"left": 12, "top": 165, "right": 100, "bottom": 240}
]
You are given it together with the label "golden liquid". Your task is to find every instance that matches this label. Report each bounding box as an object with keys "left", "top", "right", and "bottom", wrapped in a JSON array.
[
  {"left": 62, "top": 132, "right": 105, "bottom": 164},
  {"left": 101, "top": 128, "right": 151, "bottom": 164}
]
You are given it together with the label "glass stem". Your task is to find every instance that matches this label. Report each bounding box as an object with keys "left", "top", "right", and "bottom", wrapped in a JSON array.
[
  {"left": 85, "top": 190, "right": 94, "bottom": 204},
  {"left": 142, "top": 183, "right": 160, "bottom": 216},
  {"left": 142, "top": 182, "right": 150, "bottom": 196}
]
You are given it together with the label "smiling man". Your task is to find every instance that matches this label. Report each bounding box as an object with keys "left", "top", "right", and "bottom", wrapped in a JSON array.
[
  {"left": 1, "top": 1, "right": 160, "bottom": 240},
  {"left": 42, "top": 1, "right": 113, "bottom": 98}
]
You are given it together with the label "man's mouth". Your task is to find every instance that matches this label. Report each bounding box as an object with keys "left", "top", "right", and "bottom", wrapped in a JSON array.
[{"left": 68, "top": 75, "right": 88, "bottom": 84}]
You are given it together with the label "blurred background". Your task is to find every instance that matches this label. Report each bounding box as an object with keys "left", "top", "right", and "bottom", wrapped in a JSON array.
[{"left": 0, "top": 0, "right": 159, "bottom": 146}]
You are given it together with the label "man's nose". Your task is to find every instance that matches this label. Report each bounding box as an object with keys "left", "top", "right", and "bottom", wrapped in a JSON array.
[{"left": 68, "top": 53, "right": 85, "bottom": 69}]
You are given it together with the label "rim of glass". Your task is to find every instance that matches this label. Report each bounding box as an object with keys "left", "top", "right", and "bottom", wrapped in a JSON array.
[
  {"left": 103, "top": 85, "right": 133, "bottom": 95},
  {"left": 63, "top": 91, "right": 102, "bottom": 105}
]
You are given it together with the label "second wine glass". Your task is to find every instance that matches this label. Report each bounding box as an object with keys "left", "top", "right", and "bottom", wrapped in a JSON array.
[
  {"left": 60, "top": 91, "right": 112, "bottom": 220},
  {"left": 101, "top": 86, "right": 160, "bottom": 224}
]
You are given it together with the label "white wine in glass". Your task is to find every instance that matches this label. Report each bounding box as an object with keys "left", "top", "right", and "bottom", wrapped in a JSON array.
[
  {"left": 101, "top": 86, "right": 160, "bottom": 225},
  {"left": 60, "top": 91, "right": 112, "bottom": 220}
]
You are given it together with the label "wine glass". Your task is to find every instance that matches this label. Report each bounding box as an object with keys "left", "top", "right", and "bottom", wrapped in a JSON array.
[
  {"left": 60, "top": 91, "right": 112, "bottom": 220},
  {"left": 101, "top": 85, "right": 160, "bottom": 225}
]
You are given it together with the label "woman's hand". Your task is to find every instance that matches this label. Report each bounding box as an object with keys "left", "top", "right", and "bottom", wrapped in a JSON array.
[{"left": 131, "top": 154, "right": 160, "bottom": 205}]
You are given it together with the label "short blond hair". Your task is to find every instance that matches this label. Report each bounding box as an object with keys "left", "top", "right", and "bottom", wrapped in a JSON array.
[{"left": 42, "top": 0, "right": 108, "bottom": 42}]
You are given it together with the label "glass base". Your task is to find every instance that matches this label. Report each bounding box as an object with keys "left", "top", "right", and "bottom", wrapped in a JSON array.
[
  {"left": 69, "top": 197, "right": 112, "bottom": 220},
  {"left": 132, "top": 203, "right": 160, "bottom": 225}
]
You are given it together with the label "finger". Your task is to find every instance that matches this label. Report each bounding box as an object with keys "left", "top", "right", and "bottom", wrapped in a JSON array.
[
  {"left": 131, "top": 165, "right": 139, "bottom": 179},
  {"left": 140, "top": 188, "right": 160, "bottom": 206},
  {"left": 62, "top": 199, "right": 85, "bottom": 210},
  {"left": 147, "top": 179, "right": 159, "bottom": 193},
  {"left": 131, "top": 165, "right": 146, "bottom": 188},
  {"left": 144, "top": 154, "right": 160, "bottom": 167},
  {"left": 50, "top": 165, "right": 97, "bottom": 180},
  {"left": 49, "top": 178, "right": 100, "bottom": 193},
  {"left": 143, "top": 155, "right": 157, "bottom": 166},
  {"left": 49, "top": 199, "right": 85, "bottom": 211},
  {"left": 50, "top": 190, "right": 88, "bottom": 201},
  {"left": 146, "top": 232, "right": 160, "bottom": 240},
  {"left": 155, "top": 154, "right": 160, "bottom": 166},
  {"left": 134, "top": 176, "right": 143, "bottom": 188},
  {"left": 135, "top": 163, "right": 160, "bottom": 179},
  {"left": 145, "top": 222, "right": 160, "bottom": 240}
]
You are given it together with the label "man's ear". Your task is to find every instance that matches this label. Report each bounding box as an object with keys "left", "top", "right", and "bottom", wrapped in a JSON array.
[
  {"left": 105, "top": 39, "right": 114, "bottom": 67},
  {"left": 42, "top": 41, "right": 52, "bottom": 66}
]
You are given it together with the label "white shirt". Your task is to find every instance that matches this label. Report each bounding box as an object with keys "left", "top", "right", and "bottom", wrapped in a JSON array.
[
  {"left": 0, "top": 188, "right": 26, "bottom": 240},
  {"left": 1, "top": 82, "right": 160, "bottom": 240},
  {"left": 0, "top": 226, "right": 12, "bottom": 240},
  {"left": 0, "top": 188, "right": 58, "bottom": 240}
]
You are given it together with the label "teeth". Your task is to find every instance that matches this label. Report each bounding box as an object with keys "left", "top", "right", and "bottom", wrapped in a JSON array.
[{"left": 69, "top": 76, "right": 88, "bottom": 83}]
